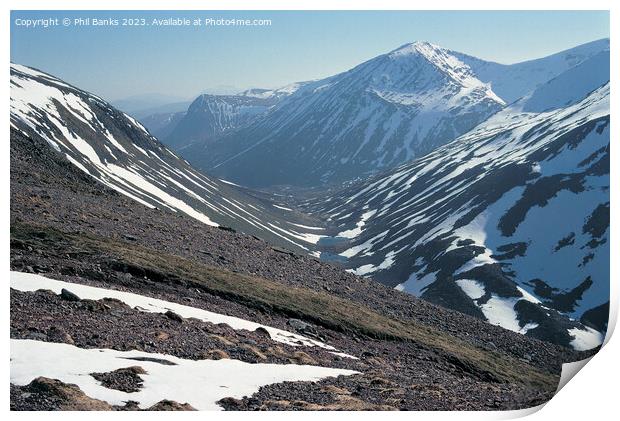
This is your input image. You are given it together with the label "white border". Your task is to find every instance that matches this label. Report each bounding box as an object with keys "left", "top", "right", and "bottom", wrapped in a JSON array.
[{"left": 3, "top": 1, "right": 617, "bottom": 420}]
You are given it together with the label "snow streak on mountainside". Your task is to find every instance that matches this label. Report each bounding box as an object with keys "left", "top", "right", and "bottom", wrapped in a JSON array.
[
  {"left": 10, "top": 271, "right": 341, "bottom": 350},
  {"left": 304, "top": 79, "right": 609, "bottom": 349},
  {"left": 10, "top": 64, "right": 324, "bottom": 252},
  {"left": 189, "top": 41, "right": 505, "bottom": 188},
  {"left": 454, "top": 38, "right": 609, "bottom": 104},
  {"left": 239, "top": 83, "right": 306, "bottom": 100}
]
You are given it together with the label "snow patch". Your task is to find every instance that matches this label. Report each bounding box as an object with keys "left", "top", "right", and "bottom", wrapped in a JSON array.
[
  {"left": 568, "top": 326, "right": 604, "bottom": 351},
  {"left": 11, "top": 339, "right": 357, "bottom": 411},
  {"left": 10, "top": 271, "right": 334, "bottom": 350},
  {"left": 455, "top": 279, "right": 485, "bottom": 300},
  {"left": 337, "top": 210, "right": 377, "bottom": 239}
]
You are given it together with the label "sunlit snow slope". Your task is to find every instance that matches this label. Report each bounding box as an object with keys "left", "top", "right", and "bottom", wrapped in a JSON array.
[
  {"left": 454, "top": 38, "right": 609, "bottom": 104},
  {"left": 305, "top": 68, "right": 609, "bottom": 349},
  {"left": 184, "top": 39, "right": 609, "bottom": 189},
  {"left": 10, "top": 63, "right": 324, "bottom": 252}
]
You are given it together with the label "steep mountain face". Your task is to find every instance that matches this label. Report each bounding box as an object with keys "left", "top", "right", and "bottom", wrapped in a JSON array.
[
  {"left": 162, "top": 94, "right": 279, "bottom": 151},
  {"left": 120, "top": 99, "right": 192, "bottom": 139},
  {"left": 162, "top": 83, "right": 303, "bottom": 152},
  {"left": 10, "top": 64, "right": 325, "bottom": 253},
  {"left": 176, "top": 39, "right": 609, "bottom": 189},
  {"left": 454, "top": 38, "right": 609, "bottom": 104},
  {"left": 302, "top": 74, "right": 609, "bottom": 349},
  {"left": 188, "top": 41, "right": 505, "bottom": 188}
]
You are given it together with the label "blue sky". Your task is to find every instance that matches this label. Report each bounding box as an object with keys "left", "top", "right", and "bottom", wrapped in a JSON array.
[{"left": 11, "top": 10, "right": 609, "bottom": 102}]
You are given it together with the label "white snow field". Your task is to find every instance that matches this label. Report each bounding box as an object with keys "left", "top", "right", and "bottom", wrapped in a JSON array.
[{"left": 10, "top": 339, "right": 357, "bottom": 411}]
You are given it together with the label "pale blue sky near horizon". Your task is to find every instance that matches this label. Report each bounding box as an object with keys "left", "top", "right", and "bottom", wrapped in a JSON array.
[{"left": 11, "top": 10, "right": 610, "bottom": 102}]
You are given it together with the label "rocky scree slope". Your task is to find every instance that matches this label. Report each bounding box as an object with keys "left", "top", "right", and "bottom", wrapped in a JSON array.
[{"left": 9, "top": 118, "right": 584, "bottom": 410}]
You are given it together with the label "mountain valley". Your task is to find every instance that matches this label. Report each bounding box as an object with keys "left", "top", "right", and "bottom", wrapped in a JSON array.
[{"left": 9, "top": 37, "right": 611, "bottom": 411}]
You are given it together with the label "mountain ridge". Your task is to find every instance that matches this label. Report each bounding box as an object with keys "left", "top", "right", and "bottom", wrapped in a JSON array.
[
  {"left": 192, "top": 41, "right": 506, "bottom": 188},
  {"left": 453, "top": 38, "right": 610, "bottom": 103},
  {"left": 172, "top": 39, "right": 608, "bottom": 189},
  {"left": 300, "top": 79, "right": 609, "bottom": 348},
  {"left": 10, "top": 63, "right": 325, "bottom": 253}
]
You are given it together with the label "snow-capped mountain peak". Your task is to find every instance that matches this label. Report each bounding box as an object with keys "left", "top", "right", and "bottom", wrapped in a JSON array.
[
  {"left": 188, "top": 41, "right": 506, "bottom": 187},
  {"left": 387, "top": 40, "right": 442, "bottom": 57},
  {"left": 385, "top": 41, "right": 506, "bottom": 105}
]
